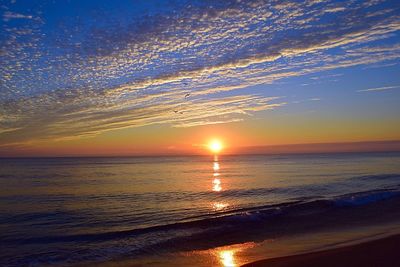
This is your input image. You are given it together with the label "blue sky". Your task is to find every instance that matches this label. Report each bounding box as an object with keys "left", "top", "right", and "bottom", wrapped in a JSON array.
[{"left": 0, "top": 0, "right": 399, "bottom": 153}]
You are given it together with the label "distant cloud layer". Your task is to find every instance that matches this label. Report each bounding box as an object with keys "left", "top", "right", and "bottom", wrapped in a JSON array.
[{"left": 0, "top": 0, "right": 399, "bottom": 145}]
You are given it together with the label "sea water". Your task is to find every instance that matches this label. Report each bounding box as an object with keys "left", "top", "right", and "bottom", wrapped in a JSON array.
[{"left": 1, "top": 152, "right": 400, "bottom": 266}]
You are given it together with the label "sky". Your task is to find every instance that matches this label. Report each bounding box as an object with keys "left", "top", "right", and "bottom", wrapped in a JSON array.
[{"left": 0, "top": 0, "right": 400, "bottom": 156}]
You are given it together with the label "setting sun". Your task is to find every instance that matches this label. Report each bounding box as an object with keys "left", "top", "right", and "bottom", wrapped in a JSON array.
[{"left": 209, "top": 140, "right": 223, "bottom": 154}]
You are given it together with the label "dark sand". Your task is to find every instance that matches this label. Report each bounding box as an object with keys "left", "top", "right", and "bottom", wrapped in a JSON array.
[{"left": 242, "top": 234, "right": 400, "bottom": 267}]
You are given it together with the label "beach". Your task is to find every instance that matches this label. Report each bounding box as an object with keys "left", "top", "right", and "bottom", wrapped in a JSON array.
[{"left": 242, "top": 234, "right": 400, "bottom": 267}]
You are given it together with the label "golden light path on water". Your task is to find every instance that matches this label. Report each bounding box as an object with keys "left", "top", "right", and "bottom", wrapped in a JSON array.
[
  {"left": 186, "top": 242, "right": 257, "bottom": 267},
  {"left": 213, "top": 202, "right": 229, "bottom": 210},
  {"left": 212, "top": 155, "right": 222, "bottom": 193},
  {"left": 211, "top": 154, "right": 228, "bottom": 210},
  {"left": 208, "top": 148, "right": 254, "bottom": 266},
  {"left": 220, "top": 250, "right": 235, "bottom": 266},
  {"left": 213, "top": 178, "right": 222, "bottom": 192},
  {"left": 213, "top": 162, "right": 220, "bottom": 171},
  {"left": 214, "top": 243, "right": 256, "bottom": 267}
]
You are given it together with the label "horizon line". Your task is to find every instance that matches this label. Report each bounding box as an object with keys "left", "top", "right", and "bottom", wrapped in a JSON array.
[{"left": 1, "top": 140, "right": 399, "bottom": 158}]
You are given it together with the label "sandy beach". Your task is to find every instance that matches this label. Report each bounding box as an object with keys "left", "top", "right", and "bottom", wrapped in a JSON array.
[{"left": 242, "top": 234, "right": 400, "bottom": 267}]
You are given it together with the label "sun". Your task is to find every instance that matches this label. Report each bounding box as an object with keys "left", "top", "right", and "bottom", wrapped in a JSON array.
[{"left": 209, "top": 140, "right": 223, "bottom": 154}]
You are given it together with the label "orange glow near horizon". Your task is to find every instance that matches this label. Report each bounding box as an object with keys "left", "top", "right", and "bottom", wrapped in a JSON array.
[{"left": 6, "top": 120, "right": 400, "bottom": 157}]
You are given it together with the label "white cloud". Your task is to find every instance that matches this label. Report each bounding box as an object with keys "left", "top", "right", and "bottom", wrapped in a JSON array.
[
  {"left": 3, "top": 11, "right": 33, "bottom": 21},
  {"left": 357, "top": 85, "right": 400, "bottom": 92}
]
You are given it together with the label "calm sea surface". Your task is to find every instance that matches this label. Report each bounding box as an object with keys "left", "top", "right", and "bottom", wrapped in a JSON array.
[{"left": 1, "top": 153, "right": 400, "bottom": 266}]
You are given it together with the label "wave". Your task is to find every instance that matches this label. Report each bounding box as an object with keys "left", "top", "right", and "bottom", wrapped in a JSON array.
[
  {"left": 5, "top": 187, "right": 400, "bottom": 247},
  {"left": 353, "top": 173, "right": 400, "bottom": 181},
  {"left": 3, "top": 187, "right": 400, "bottom": 267},
  {"left": 334, "top": 189, "right": 400, "bottom": 206}
]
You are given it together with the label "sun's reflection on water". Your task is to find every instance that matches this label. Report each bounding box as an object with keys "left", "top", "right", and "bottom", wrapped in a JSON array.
[
  {"left": 213, "top": 178, "right": 222, "bottom": 192},
  {"left": 214, "top": 243, "right": 256, "bottom": 267},
  {"left": 213, "top": 202, "right": 229, "bottom": 211},
  {"left": 219, "top": 250, "right": 235, "bottom": 266},
  {"left": 211, "top": 156, "right": 231, "bottom": 211},
  {"left": 212, "top": 156, "right": 223, "bottom": 192},
  {"left": 213, "top": 162, "right": 220, "bottom": 171}
]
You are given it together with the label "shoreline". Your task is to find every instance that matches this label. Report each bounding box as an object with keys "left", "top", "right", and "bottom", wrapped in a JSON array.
[{"left": 241, "top": 233, "right": 400, "bottom": 267}]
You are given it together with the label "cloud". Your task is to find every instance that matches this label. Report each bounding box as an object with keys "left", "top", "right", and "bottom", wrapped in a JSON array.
[
  {"left": 0, "top": 94, "right": 284, "bottom": 145},
  {"left": 357, "top": 85, "right": 400, "bottom": 92},
  {"left": 0, "top": 0, "right": 400, "bottom": 146},
  {"left": 2, "top": 11, "right": 33, "bottom": 21}
]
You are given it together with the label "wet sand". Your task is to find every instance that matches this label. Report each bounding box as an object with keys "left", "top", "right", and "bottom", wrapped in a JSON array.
[{"left": 242, "top": 233, "right": 400, "bottom": 267}]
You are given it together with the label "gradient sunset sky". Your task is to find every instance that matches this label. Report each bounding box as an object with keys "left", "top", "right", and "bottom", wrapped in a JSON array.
[{"left": 1, "top": 0, "right": 400, "bottom": 156}]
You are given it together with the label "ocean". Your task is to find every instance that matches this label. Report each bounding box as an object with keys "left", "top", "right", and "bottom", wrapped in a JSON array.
[{"left": 1, "top": 152, "right": 400, "bottom": 266}]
